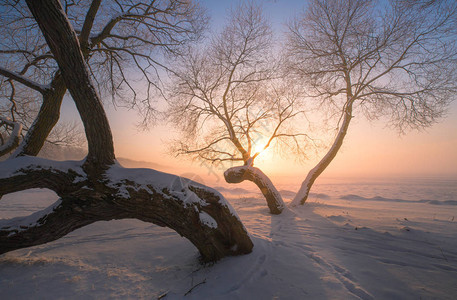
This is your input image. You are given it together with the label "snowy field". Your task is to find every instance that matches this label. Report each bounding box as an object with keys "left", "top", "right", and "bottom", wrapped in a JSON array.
[{"left": 1, "top": 176, "right": 456, "bottom": 299}]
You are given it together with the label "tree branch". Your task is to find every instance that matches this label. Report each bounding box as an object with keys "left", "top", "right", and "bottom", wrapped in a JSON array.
[
  {"left": 79, "top": 0, "right": 102, "bottom": 51},
  {"left": 0, "top": 66, "right": 48, "bottom": 94}
]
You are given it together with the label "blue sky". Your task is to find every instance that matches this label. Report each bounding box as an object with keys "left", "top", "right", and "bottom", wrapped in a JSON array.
[{"left": 201, "top": 0, "right": 305, "bottom": 31}]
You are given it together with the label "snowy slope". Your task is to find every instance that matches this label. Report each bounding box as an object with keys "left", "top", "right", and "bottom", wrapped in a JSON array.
[{"left": 1, "top": 178, "right": 456, "bottom": 299}]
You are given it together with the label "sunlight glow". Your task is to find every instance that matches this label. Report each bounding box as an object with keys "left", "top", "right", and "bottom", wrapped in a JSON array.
[
  {"left": 253, "top": 143, "right": 267, "bottom": 156},
  {"left": 253, "top": 137, "right": 269, "bottom": 156}
]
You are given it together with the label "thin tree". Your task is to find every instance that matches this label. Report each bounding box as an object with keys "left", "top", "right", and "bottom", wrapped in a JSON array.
[
  {"left": 287, "top": 0, "right": 457, "bottom": 205},
  {"left": 0, "top": 0, "right": 253, "bottom": 262},
  {"left": 167, "top": 2, "right": 312, "bottom": 214}
]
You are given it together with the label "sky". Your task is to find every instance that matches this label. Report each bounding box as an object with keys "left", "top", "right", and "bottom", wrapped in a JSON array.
[{"left": 61, "top": 0, "right": 457, "bottom": 186}]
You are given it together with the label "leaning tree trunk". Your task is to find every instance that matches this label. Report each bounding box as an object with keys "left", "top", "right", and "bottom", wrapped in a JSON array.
[
  {"left": 0, "top": 157, "right": 253, "bottom": 261},
  {"left": 291, "top": 103, "right": 353, "bottom": 206},
  {"left": 0, "top": 0, "right": 254, "bottom": 262},
  {"left": 11, "top": 74, "right": 66, "bottom": 158},
  {"left": 224, "top": 165, "right": 285, "bottom": 214}
]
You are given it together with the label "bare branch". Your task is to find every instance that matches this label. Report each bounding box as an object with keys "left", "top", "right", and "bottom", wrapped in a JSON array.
[
  {"left": 79, "top": 0, "right": 102, "bottom": 50},
  {"left": 0, "top": 66, "right": 48, "bottom": 94}
]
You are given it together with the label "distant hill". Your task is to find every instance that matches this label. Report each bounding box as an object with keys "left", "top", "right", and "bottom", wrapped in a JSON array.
[
  {"left": 116, "top": 157, "right": 168, "bottom": 171},
  {"left": 35, "top": 144, "right": 170, "bottom": 171}
]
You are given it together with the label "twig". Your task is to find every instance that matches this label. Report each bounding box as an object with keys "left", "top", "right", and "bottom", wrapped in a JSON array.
[
  {"left": 157, "top": 291, "right": 169, "bottom": 299},
  {"left": 439, "top": 246, "right": 448, "bottom": 262},
  {"left": 184, "top": 279, "right": 206, "bottom": 296}
]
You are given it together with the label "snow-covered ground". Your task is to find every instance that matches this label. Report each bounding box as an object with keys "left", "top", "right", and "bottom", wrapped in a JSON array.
[{"left": 1, "top": 177, "right": 456, "bottom": 299}]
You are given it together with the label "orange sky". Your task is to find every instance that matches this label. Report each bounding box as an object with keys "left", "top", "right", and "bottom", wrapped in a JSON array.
[{"left": 102, "top": 100, "right": 457, "bottom": 186}]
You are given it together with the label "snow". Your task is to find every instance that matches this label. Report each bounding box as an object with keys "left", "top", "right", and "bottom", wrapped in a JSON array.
[
  {"left": 0, "top": 117, "right": 22, "bottom": 154},
  {"left": 224, "top": 165, "right": 285, "bottom": 211},
  {"left": 0, "top": 198, "right": 62, "bottom": 234},
  {"left": 106, "top": 163, "right": 240, "bottom": 219},
  {"left": 198, "top": 212, "right": 218, "bottom": 229},
  {"left": 1, "top": 177, "right": 456, "bottom": 299},
  {"left": 0, "top": 156, "right": 85, "bottom": 180}
]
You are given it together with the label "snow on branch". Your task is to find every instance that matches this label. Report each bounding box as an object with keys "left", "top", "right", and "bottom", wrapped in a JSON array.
[
  {"left": 0, "top": 117, "right": 22, "bottom": 157},
  {"left": 0, "top": 66, "right": 49, "bottom": 94},
  {"left": 0, "top": 199, "right": 63, "bottom": 234},
  {"left": 0, "top": 157, "right": 252, "bottom": 260},
  {"left": 105, "top": 162, "right": 240, "bottom": 218},
  {"left": 224, "top": 165, "right": 285, "bottom": 214}
]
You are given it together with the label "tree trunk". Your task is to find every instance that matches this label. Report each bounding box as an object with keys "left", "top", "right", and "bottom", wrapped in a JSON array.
[
  {"left": 10, "top": 0, "right": 102, "bottom": 159},
  {"left": 291, "top": 104, "right": 353, "bottom": 206},
  {"left": 224, "top": 165, "right": 285, "bottom": 214},
  {"left": 11, "top": 74, "right": 66, "bottom": 157},
  {"left": 26, "top": 0, "right": 114, "bottom": 172},
  {"left": 0, "top": 158, "right": 253, "bottom": 261}
]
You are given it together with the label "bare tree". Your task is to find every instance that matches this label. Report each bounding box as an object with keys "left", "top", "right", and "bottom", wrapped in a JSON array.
[
  {"left": 0, "top": 0, "right": 206, "bottom": 158},
  {"left": 0, "top": 0, "right": 253, "bottom": 262},
  {"left": 287, "top": 0, "right": 457, "bottom": 205},
  {"left": 167, "top": 2, "right": 312, "bottom": 214}
]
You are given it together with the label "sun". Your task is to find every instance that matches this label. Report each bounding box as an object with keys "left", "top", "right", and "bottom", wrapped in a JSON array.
[
  {"left": 252, "top": 138, "right": 272, "bottom": 159},
  {"left": 253, "top": 143, "right": 266, "bottom": 155},
  {"left": 250, "top": 137, "right": 278, "bottom": 171}
]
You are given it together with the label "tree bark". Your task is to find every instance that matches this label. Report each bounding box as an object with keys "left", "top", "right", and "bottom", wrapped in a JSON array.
[
  {"left": 11, "top": 74, "right": 66, "bottom": 158},
  {"left": 0, "top": 158, "right": 253, "bottom": 261},
  {"left": 26, "top": 0, "right": 114, "bottom": 172},
  {"left": 291, "top": 104, "right": 353, "bottom": 206},
  {"left": 224, "top": 165, "right": 285, "bottom": 214}
]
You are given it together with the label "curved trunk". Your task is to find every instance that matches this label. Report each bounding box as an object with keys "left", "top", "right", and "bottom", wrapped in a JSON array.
[
  {"left": 26, "top": 0, "right": 115, "bottom": 172},
  {"left": 12, "top": 74, "right": 66, "bottom": 157},
  {"left": 291, "top": 104, "right": 353, "bottom": 206},
  {"left": 224, "top": 165, "right": 285, "bottom": 214},
  {"left": 0, "top": 158, "right": 253, "bottom": 261}
]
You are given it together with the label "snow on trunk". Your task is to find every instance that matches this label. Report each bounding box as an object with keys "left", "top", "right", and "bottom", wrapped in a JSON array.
[
  {"left": 291, "top": 106, "right": 353, "bottom": 206},
  {"left": 224, "top": 165, "right": 285, "bottom": 214},
  {"left": 0, "top": 117, "right": 22, "bottom": 157}
]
